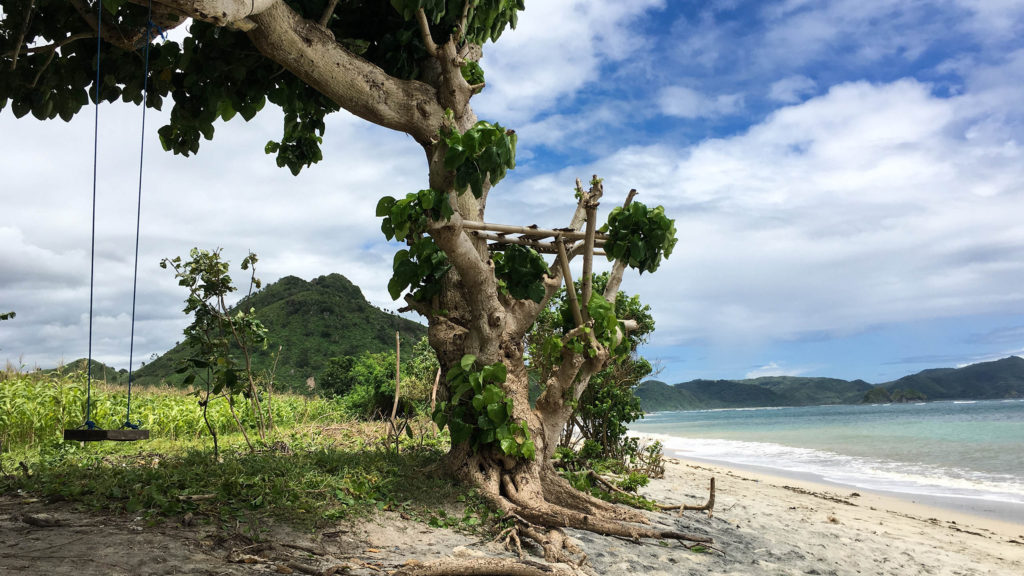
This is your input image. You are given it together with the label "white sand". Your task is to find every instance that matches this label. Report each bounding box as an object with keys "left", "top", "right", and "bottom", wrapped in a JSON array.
[{"left": 586, "top": 457, "right": 1024, "bottom": 575}]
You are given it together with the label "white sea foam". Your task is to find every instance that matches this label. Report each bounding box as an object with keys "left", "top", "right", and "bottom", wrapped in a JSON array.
[{"left": 629, "top": 431, "right": 1024, "bottom": 505}]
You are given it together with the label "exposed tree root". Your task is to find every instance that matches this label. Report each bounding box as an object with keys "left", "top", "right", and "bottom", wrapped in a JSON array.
[{"left": 443, "top": 448, "right": 714, "bottom": 576}]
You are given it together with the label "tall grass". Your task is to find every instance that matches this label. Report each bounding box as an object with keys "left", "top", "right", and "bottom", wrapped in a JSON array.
[{"left": 0, "top": 369, "right": 348, "bottom": 452}]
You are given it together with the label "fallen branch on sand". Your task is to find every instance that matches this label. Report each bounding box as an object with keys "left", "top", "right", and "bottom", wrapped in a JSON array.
[
  {"left": 393, "top": 557, "right": 582, "bottom": 576},
  {"left": 657, "top": 478, "right": 716, "bottom": 518}
]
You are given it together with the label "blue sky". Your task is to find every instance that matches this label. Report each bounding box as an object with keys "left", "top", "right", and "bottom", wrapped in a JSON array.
[{"left": 2, "top": 1, "right": 1024, "bottom": 384}]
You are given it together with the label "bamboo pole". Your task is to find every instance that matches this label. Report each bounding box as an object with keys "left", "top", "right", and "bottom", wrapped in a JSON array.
[
  {"left": 556, "top": 240, "right": 584, "bottom": 328},
  {"left": 461, "top": 220, "right": 593, "bottom": 241},
  {"left": 580, "top": 201, "right": 598, "bottom": 318},
  {"left": 472, "top": 231, "right": 607, "bottom": 255},
  {"left": 390, "top": 331, "right": 401, "bottom": 422}
]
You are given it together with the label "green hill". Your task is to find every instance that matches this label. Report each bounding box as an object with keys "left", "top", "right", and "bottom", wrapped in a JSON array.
[
  {"left": 132, "top": 273, "right": 425, "bottom": 392},
  {"left": 632, "top": 381, "right": 702, "bottom": 412},
  {"left": 635, "top": 376, "right": 871, "bottom": 412},
  {"left": 45, "top": 358, "right": 130, "bottom": 385},
  {"left": 881, "top": 356, "right": 1024, "bottom": 400},
  {"left": 635, "top": 356, "right": 1024, "bottom": 412},
  {"left": 751, "top": 376, "right": 873, "bottom": 405}
]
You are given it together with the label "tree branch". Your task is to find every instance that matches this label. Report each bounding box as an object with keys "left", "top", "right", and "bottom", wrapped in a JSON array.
[
  {"left": 580, "top": 177, "right": 603, "bottom": 320},
  {"left": 29, "top": 50, "right": 56, "bottom": 88},
  {"left": 9, "top": 0, "right": 35, "bottom": 71},
  {"left": 602, "top": 189, "right": 638, "bottom": 300},
  {"left": 546, "top": 188, "right": 590, "bottom": 290},
  {"left": 148, "top": 0, "right": 277, "bottom": 27},
  {"left": 70, "top": 0, "right": 138, "bottom": 50},
  {"left": 455, "top": 0, "right": 473, "bottom": 44},
  {"left": 2, "top": 32, "right": 92, "bottom": 60},
  {"left": 556, "top": 240, "right": 584, "bottom": 329},
  {"left": 246, "top": 1, "right": 444, "bottom": 145},
  {"left": 318, "top": 0, "right": 340, "bottom": 27},
  {"left": 415, "top": 8, "right": 439, "bottom": 57}
]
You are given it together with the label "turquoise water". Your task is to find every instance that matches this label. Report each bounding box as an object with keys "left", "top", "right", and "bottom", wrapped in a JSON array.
[{"left": 629, "top": 399, "right": 1024, "bottom": 507}]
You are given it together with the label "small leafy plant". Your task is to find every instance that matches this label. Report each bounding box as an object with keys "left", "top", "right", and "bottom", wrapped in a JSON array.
[{"left": 160, "top": 248, "right": 272, "bottom": 458}]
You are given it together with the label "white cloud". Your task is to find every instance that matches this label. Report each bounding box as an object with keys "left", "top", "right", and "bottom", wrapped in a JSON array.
[
  {"left": 505, "top": 77, "right": 1024, "bottom": 348},
  {"left": 474, "top": 0, "right": 665, "bottom": 124},
  {"left": 745, "top": 362, "right": 809, "bottom": 379},
  {"left": 658, "top": 86, "right": 745, "bottom": 119},
  {"left": 768, "top": 75, "right": 817, "bottom": 103},
  {"left": 0, "top": 102, "right": 426, "bottom": 369},
  {"left": 953, "top": 0, "right": 1024, "bottom": 43}
]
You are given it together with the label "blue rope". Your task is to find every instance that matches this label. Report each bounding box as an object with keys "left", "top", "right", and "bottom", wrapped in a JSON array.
[
  {"left": 124, "top": 5, "right": 156, "bottom": 431},
  {"left": 84, "top": 0, "right": 104, "bottom": 432}
]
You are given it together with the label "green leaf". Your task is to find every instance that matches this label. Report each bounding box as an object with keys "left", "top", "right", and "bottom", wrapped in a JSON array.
[
  {"left": 472, "top": 393, "right": 486, "bottom": 412},
  {"left": 376, "top": 196, "right": 396, "bottom": 217},
  {"left": 486, "top": 402, "right": 508, "bottom": 426},
  {"left": 432, "top": 403, "right": 448, "bottom": 429},
  {"left": 477, "top": 413, "right": 495, "bottom": 430},
  {"left": 480, "top": 384, "right": 503, "bottom": 405},
  {"left": 460, "top": 355, "right": 476, "bottom": 371},
  {"left": 480, "top": 362, "right": 507, "bottom": 384},
  {"left": 450, "top": 420, "right": 473, "bottom": 445},
  {"left": 521, "top": 439, "right": 536, "bottom": 460},
  {"left": 499, "top": 438, "right": 516, "bottom": 455}
]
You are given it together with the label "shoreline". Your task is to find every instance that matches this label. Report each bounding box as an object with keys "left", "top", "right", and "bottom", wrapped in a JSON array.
[
  {"left": 616, "top": 456, "right": 1024, "bottom": 575},
  {"left": 659, "top": 455, "right": 1024, "bottom": 542},
  {"left": 668, "top": 451, "right": 1024, "bottom": 531},
  {"left": 627, "top": 421, "right": 1024, "bottom": 528}
]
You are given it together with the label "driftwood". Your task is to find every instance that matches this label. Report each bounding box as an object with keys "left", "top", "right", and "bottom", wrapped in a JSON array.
[
  {"left": 658, "top": 478, "right": 716, "bottom": 518},
  {"left": 393, "top": 557, "right": 581, "bottom": 576}
]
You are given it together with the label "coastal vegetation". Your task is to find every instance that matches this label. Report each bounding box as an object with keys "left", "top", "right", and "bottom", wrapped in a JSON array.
[
  {"left": 2, "top": 249, "right": 674, "bottom": 570},
  {"left": 0, "top": 367, "right": 479, "bottom": 532},
  {"left": 635, "top": 356, "right": 1024, "bottom": 412},
  {"left": 0, "top": 362, "right": 670, "bottom": 549}
]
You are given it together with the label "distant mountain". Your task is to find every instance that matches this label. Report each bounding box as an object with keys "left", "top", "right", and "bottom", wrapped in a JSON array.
[
  {"left": 634, "top": 376, "right": 872, "bottom": 412},
  {"left": 47, "top": 358, "right": 129, "bottom": 385},
  {"left": 132, "top": 273, "right": 425, "bottom": 392},
  {"left": 635, "top": 356, "right": 1024, "bottom": 412},
  {"left": 880, "top": 356, "right": 1024, "bottom": 401}
]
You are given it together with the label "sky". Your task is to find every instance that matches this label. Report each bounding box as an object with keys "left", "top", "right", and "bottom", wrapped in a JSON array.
[{"left": 2, "top": 0, "right": 1024, "bottom": 385}]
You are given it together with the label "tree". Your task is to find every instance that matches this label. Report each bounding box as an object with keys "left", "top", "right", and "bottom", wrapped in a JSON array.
[
  {"left": 1, "top": 0, "right": 700, "bottom": 566},
  {"left": 528, "top": 272, "right": 655, "bottom": 463},
  {"left": 160, "top": 248, "right": 271, "bottom": 456}
]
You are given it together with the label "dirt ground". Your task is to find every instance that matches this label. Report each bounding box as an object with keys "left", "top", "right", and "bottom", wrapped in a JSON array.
[{"left": 0, "top": 494, "right": 492, "bottom": 576}]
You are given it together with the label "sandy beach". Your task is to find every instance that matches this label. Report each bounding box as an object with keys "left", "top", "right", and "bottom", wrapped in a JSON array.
[
  {"left": 613, "top": 457, "right": 1024, "bottom": 575},
  {"left": 2, "top": 457, "right": 1022, "bottom": 575}
]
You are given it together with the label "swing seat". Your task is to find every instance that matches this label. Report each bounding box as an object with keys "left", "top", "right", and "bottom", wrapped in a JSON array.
[{"left": 63, "top": 429, "right": 150, "bottom": 442}]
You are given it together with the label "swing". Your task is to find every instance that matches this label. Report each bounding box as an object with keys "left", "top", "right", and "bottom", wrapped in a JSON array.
[{"left": 64, "top": 0, "right": 159, "bottom": 443}]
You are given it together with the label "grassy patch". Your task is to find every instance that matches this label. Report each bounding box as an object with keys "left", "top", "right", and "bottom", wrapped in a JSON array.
[
  {"left": 0, "top": 370, "right": 481, "bottom": 534},
  {"left": 3, "top": 428, "right": 470, "bottom": 532}
]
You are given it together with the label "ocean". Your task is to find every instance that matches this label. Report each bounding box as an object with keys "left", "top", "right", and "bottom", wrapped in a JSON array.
[{"left": 629, "top": 399, "right": 1024, "bottom": 520}]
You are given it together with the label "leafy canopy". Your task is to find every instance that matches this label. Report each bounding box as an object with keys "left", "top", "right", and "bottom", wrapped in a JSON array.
[{"left": 0, "top": 0, "right": 522, "bottom": 173}]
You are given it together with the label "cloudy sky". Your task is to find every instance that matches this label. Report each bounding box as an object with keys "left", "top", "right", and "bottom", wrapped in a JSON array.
[{"left": 3, "top": 1, "right": 1024, "bottom": 384}]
